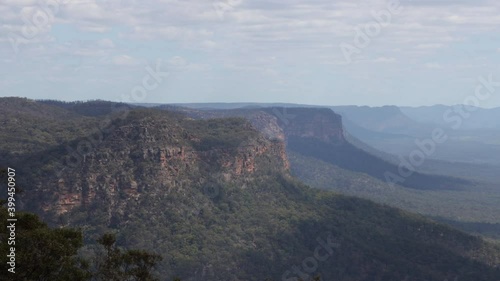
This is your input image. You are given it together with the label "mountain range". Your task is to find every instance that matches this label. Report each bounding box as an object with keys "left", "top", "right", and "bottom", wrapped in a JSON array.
[{"left": 1, "top": 97, "right": 500, "bottom": 280}]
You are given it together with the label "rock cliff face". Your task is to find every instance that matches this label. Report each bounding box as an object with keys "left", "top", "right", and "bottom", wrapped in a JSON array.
[
  {"left": 6, "top": 100, "right": 500, "bottom": 281},
  {"left": 35, "top": 107, "right": 343, "bottom": 216},
  {"left": 175, "top": 107, "right": 345, "bottom": 145},
  {"left": 264, "top": 108, "right": 345, "bottom": 144},
  {"left": 30, "top": 112, "right": 289, "bottom": 215}
]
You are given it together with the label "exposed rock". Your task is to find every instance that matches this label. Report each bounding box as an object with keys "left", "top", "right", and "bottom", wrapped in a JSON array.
[{"left": 32, "top": 114, "right": 289, "bottom": 215}]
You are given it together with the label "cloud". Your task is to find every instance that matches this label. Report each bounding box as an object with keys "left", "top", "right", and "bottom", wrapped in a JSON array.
[
  {"left": 202, "top": 40, "right": 217, "bottom": 49},
  {"left": 373, "top": 57, "right": 397, "bottom": 63},
  {"left": 96, "top": 38, "right": 115, "bottom": 48},
  {"left": 1, "top": 0, "right": 500, "bottom": 106},
  {"left": 3, "top": 0, "right": 498, "bottom": 60},
  {"left": 424, "top": 62, "right": 443, "bottom": 69},
  {"left": 111, "top": 55, "right": 141, "bottom": 66},
  {"left": 416, "top": 43, "right": 445, "bottom": 49}
]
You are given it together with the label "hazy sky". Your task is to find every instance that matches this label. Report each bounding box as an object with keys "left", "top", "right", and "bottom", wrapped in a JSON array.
[{"left": 1, "top": 0, "right": 500, "bottom": 107}]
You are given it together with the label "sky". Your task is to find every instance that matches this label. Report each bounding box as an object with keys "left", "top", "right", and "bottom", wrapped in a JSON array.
[{"left": 1, "top": 0, "right": 500, "bottom": 107}]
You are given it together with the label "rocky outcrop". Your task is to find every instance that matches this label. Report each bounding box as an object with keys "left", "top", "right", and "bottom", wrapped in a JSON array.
[
  {"left": 35, "top": 107, "right": 344, "bottom": 215},
  {"left": 32, "top": 114, "right": 289, "bottom": 215},
  {"left": 178, "top": 107, "right": 345, "bottom": 145},
  {"left": 265, "top": 108, "right": 345, "bottom": 144}
]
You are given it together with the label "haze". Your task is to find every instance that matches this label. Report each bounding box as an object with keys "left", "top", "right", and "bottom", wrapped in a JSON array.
[{"left": 1, "top": 0, "right": 500, "bottom": 107}]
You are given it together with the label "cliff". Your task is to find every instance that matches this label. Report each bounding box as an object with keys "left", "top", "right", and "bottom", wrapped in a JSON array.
[
  {"left": 3, "top": 100, "right": 500, "bottom": 281},
  {"left": 171, "top": 107, "right": 345, "bottom": 145},
  {"left": 27, "top": 110, "right": 289, "bottom": 215},
  {"left": 263, "top": 107, "right": 345, "bottom": 144}
]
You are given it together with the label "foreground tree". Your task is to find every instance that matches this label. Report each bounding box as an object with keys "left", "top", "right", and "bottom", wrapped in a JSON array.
[
  {"left": 0, "top": 204, "right": 90, "bottom": 281},
  {"left": 91, "top": 233, "right": 162, "bottom": 281},
  {"left": 0, "top": 204, "right": 161, "bottom": 281},
  {"left": 0, "top": 167, "right": 162, "bottom": 281}
]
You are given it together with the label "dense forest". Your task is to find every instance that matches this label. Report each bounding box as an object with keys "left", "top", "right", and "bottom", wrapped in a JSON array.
[{"left": 1, "top": 99, "right": 500, "bottom": 280}]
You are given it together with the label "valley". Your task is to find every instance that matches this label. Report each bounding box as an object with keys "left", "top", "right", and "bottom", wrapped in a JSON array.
[{"left": 1, "top": 98, "right": 500, "bottom": 280}]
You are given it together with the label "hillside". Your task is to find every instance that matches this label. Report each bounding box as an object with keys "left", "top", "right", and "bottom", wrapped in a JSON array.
[
  {"left": 334, "top": 105, "right": 500, "bottom": 165},
  {"left": 172, "top": 106, "right": 471, "bottom": 191},
  {"left": 39, "top": 99, "right": 134, "bottom": 117},
  {"left": 288, "top": 151, "right": 500, "bottom": 222},
  {"left": 0, "top": 99, "right": 499, "bottom": 280},
  {"left": 0, "top": 97, "right": 100, "bottom": 159},
  {"left": 331, "top": 105, "right": 430, "bottom": 137},
  {"left": 400, "top": 105, "right": 500, "bottom": 130},
  {"left": 159, "top": 105, "right": 500, "bottom": 238}
]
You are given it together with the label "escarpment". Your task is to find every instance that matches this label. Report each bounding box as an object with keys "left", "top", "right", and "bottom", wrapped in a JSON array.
[{"left": 25, "top": 111, "right": 289, "bottom": 216}]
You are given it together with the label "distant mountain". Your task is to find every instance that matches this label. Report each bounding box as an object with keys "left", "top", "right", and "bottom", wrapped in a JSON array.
[
  {"left": 401, "top": 105, "right": 500, "bottom": 130},
  {"left": 331, "top": 105, "right": 431, "bottom": 137},
  {"left": 326, "top": 105, "right": 500, "bottom": 165},
  {"left": 146, "top": 102, "right": 316, "bottom": 110},
  {"left": 339, "top": 123, "right": 500, "bottom": 183},
  {"left": 159, "top": 104, "right": 500, "bottom": 236},
  {"left": 169, "top": 106, "right": 471, "bottom": 191},
  {"left": 154, "top": 103, "right": 500, "bottom": 166},
  {"left": 1, "top": 98, "right": 500, "bottom": 280},
  {"left": 280, "top": 108, "right": 470, "bottom": 191}
]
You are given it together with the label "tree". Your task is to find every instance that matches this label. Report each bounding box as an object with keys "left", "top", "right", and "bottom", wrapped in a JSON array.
[
  {"left": 0, "top": 207, "right": 163, "bottom": 281},
  {"left": 0, "top": 201, "right": 162, "bottom": 281},
  {"left": 0, "top": 206, "right": 90, "bottom": 281},
  {"left": 91, "top": 233, "right": 162, "bottom": 281}
]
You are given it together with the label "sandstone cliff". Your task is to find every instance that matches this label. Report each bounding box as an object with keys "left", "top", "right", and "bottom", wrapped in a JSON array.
[
  {"left": 262, "top": 108, "right": 345, "bottom": 145},
  {"left": 28, "top": 111, "right": 289, "bottom": 216}
]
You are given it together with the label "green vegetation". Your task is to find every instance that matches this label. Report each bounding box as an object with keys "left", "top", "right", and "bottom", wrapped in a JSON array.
[
  {"left": 0, "top": 204, "right": 162, "bottom": 281},
  {"left": 288, "top": 151, "right": 500, "bottom": 236},
  {"left": 27, "top": 174, "right": 500, "bottom": 280},
  {"left": 1, "top": 99, "right": 500, "bottom": 280},
  {"left": 39, "top": 99, "right": 133, "bottom": 117},
  {"left": 0, "top": 203, "right": 89, "bottom": 280},
  {"left": 182, "top": 117, "right": 260, "bottom": 151},
  {"left": 287, "top": 136, "right": 470, "bottom": 191},
  {"left": 0, "top": 97, "right": 100, "bottom": 159}
]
